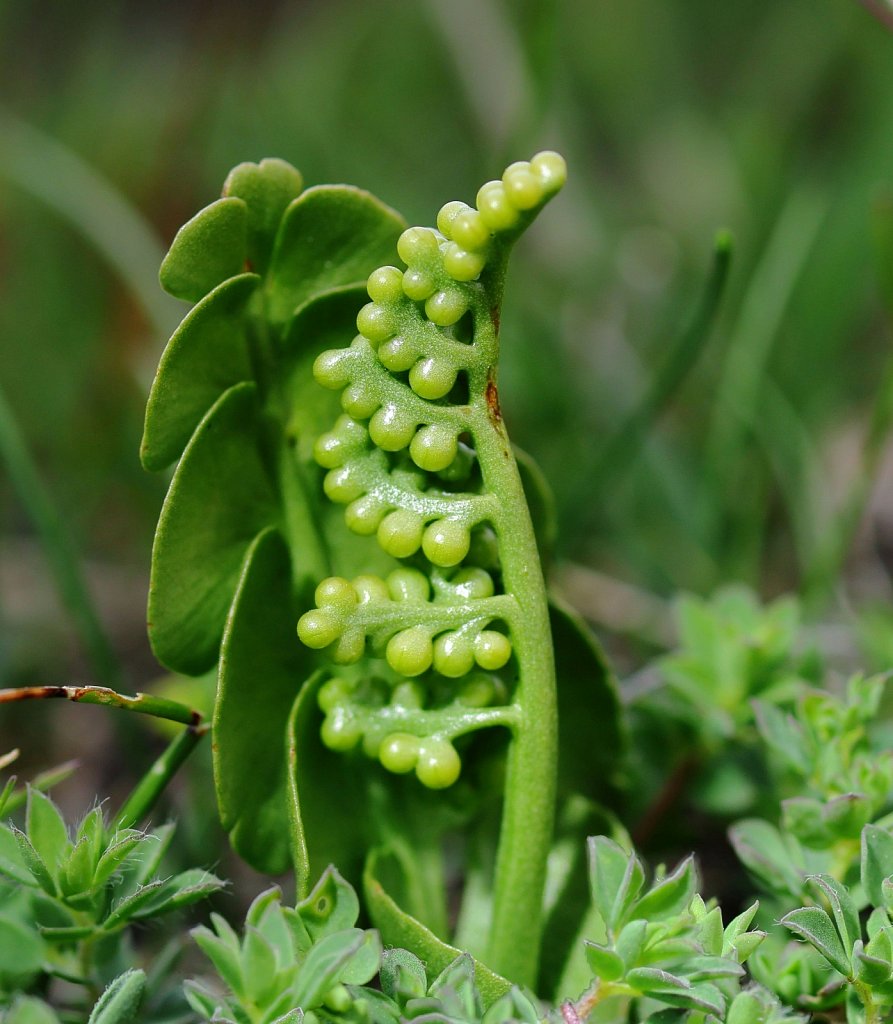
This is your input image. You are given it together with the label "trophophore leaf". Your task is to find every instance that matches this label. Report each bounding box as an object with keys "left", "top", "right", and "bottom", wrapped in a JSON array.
[
  {"left": 550, "top": 598, "right": 626, "bottom": 807},
  {"left": 140, "top": 274, "right": 259, "bottom": 472},
  {"left": 148, "top": 382, "right": 279, "bottom": 674},
  {"left": 286, "top": 673, "right": 372, "bottom": 894},
  {"left": 265, "top": 186, "right": 405, "bottom": 325},
  {"left": 159, "top": 197, "right": 248, "bottom": 303},
  {"left": 215, "top": 527, "right": 310, "bottom": 874}
]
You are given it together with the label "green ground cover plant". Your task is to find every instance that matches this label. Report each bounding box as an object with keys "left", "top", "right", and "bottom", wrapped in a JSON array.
[{"left": 4, "top": 144, "right": 893, "bottom": 1024}]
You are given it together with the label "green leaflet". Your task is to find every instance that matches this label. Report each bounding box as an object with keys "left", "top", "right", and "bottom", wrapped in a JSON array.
[
  {"left": 551, "top": 598, "right": 626, "bottom": 807},
  {"left": 287, "top": 672, "right": 372, "bottom": 894},
  {"left": 141, "top": 273, "right": 259, "bottom": 472},
  {"left": 215, "top": 527, "right": 310, "bottom": 874},
  {"left": 148, "top": 382, "right": 279, "bottom": 674}
]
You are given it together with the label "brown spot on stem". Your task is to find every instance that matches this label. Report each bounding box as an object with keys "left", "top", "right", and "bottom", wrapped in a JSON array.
[
  {"left": 486, "top": 375, "right": 502, "bottom": 425},
  {"left": 490, "top": 305, "right": 500, "bottom": 334}
]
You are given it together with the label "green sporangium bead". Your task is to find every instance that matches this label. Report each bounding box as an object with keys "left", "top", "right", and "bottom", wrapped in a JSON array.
[
  {"left": 410, "top": 424, "right": 458, "bottom": 472},
  {"left": 332, "top": 627, "right": 365, "bottom": 664},
  {"left": 451, "top": 208, "right": 491, "bottom": 251},
  {"left": 366, "top": 265, "right": 404, "bottom": 303},
  {"left": 476, "top": 181, "right": 520, "bottom": 232},
  {"left": 443, "top": 243, "right": 487, "bottom": 283},
  {"left": 502, "top": 161, "right": 543, "bottom": 210},
  {"left": 409, "top": 357, "right": 457, "bottom": 400},
  {"left": 433, "top": 632, "right": 475, "bottom": 677},
  {"left": 352, "top": 574, "right": 390, "bottom": 604},
  {"left": 344, "top": 494, "right": 388, "bottom": 535},
  {"left": 298, "top": 609, "right": 342, "bottom": 649},
  {"left": 313, "top": 348, "right": 354, "bottom": 389},
  {"left": 377, "top": 509, "right": 424, "bottom": 558},
  {"left": 387, "top": 567, "right": 430, "bottom": 602},
  {"left": 313, "top": 431, "right": 345, "bottom": 469},
  {"left": 474, "top": 630, "right": 512, "bottom": 670},
  {"left": 386, "top": 626, "right": 433, "bottom": 677},
  {"left": 425, "top": 289, "right": 468, "bottom": 327},
  {"left": 321, "top": 707, "right": 362, "bottom": 752},
  {"left": 530, "top": 150, "right": 568, "bottom": 193},
  {"left": 318, "top": 676, "right": 353, "bottom": 713},
  {"left": 341, "top": 382, "right": 379, "bottom": 419},
  {"left": 323, "top": 466, "right": 365, "bottom": 503},
  {"left": 369, "top": 404, "right": 417, "bottom": 451},
  {"left": 436, "top": 442, "right": 475, "bottom": 483},
  {"left": 457, "top": 672, "right": 497, "bottom": 708},
  {"left": 379, "top": 732, "right": 420, "bottom": 774},
  {"left": 402, "top": 268, "right": 437, "bottom": 301},
  {"left": 391, "top": 680, "right": 425, "bottom": 708},
  {"left": 451, "top": 567, "right": 495, "bottom": 599},
  {"left": 422, "top": 518, "right": 470, "bottom": 567},
  {"left": 397, "top": 226, "right": 440, "bottom": 266},
  {"left": 378, "top": 335, "right": 420, "bottom": 373},
  {"left": 415, "top": 738, "right": 461, "bottom": 789},
  {"left": 357, "top": 302, "right": 397, "bottom": 344},
  {"left": 436, "top": 200, "right": 470, "bottom": 238},
  {"left": 315, "top": 576, "right": 358, "bottom": 609}
]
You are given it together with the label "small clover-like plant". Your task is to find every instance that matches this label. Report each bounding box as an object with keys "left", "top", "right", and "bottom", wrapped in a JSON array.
[
  {"left": 569, "top": 836, "right": 772, "bottom": 1022},
  {"left": 776, "top": 824, "right": 893, "bottom": 1023},
  {"left": 0, "top": 787, "right": 222, "bottom": 1016}
]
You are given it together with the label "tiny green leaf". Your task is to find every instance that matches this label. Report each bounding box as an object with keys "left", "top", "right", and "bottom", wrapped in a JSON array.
[
  {"left": 587, "top": 836, "right": 645, "bottom": 933},
  {"left": 25, "top": 787, "right": 68, "bottom": 875},
  {"left": 86, "top": 969, "right": 146, "bottom": 1024},
  {"left": 12, "top": 826, "right": 57, "bottom": 895},
  {"left": 632, "top": 856, "right": 697, "bottom": 923},
  {"left": 192, "top": 927, "right": 246, "bottom": 1000},
  {"left": 808, "top": 874, "right": 860, "bottom": 955},
  {"left": 583, "top": 940, "right": 624, "bottom": 982},
  {"left": 781, "top": 906, "right": 851, "bottom": 976},
  {"left": 298, "top": 866, "right": 361, "bottom": 938},
  {"left": 380, "top": 948, "right": 428, "bottom": 1000}
]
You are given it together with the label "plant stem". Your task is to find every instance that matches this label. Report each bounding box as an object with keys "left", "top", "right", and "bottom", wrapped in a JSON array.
[
  {"left": 472, "top": 296, "right": 557, "bottom": 986},
  {"left": 113, "top": 724, "right": 208, "bottom": 830}
]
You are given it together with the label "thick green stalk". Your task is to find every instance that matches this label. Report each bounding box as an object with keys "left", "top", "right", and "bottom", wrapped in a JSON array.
[{"left": 470, "top": 291, "right": 557, "bottom": 985}]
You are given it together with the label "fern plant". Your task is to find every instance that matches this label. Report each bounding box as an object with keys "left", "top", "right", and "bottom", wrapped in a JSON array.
[{"left": 141, "top": 153, "right": 624, "bottom": 990}]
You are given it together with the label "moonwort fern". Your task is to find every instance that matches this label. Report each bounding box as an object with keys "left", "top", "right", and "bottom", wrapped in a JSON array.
[{"left": 143, "top": 153, "right": 623, "bottom": 992}]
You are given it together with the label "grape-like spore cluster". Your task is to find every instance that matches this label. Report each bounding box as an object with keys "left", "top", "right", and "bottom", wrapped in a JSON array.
[{"left": 298, "top": 153, "right": 566, "bottom": 788}]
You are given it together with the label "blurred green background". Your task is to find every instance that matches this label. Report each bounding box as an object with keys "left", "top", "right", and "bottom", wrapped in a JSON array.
[{"left": 2, "top": 0, "right": 893, "bottom": 802}]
